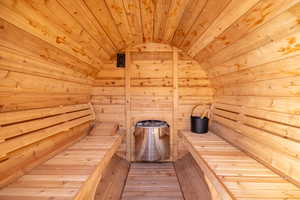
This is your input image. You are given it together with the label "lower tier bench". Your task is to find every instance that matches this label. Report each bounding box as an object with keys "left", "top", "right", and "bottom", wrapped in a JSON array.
[
  {"left": 180, "top": 131, "right": 300, "bottom": 200},
  {"left": 0, "top": 125, "right": 124, "bottom": 200}
]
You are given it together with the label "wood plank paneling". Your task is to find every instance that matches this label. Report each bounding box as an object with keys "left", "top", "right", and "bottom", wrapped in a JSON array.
[
  {"left": 0, "top": 19, "right": 96, "bottom": 82},
  {"left": 195, "top": 0, "right": 298, "bottom": 62},
  {"left": 2, "top": 0, "right": 300, "bottom": 197},
  {"left": 57, "top": 0, "right": 117, "bottom": 55},
  {"left": 140, "top": 0, "right": 155, "bottom": 42},
  {"left": 92, "top": 43, "right": 213, "bottom": 161},
  {"left": 0, "top": 0, "right": 104, "bottom": 67},
  {"left": 123, "top": 0, "right": 143, "bottom": 45},
  {"left": 0, "top": 103, "right": 94, "bottom": 170},
  {"left": 162, "top": 0, "right": 190, "bottom": 43},
  {"left": 186, "top": 1, "right": 300, "bottom": 187},
  {"left": 3, "top": 0, "right": 298, "bottom": 69},
  {"left": 105, "top": 0, "right": 135, "bottom": 46},
  {"left": 188, "top": 0, "right": 262, "bottom": 57},
  {"left": 154, "top": 0, "right": 172, "bottom": 43},
  {"left": 0, "top": 9, "right": 95, "bottom": 190},
  {"left": 92, "top": 62, "right": 125, "bottom": 128},
  {"left": 172, "top": 49, "right": 179, "bottom": 160},
  {"left": 125, "top": 51, "right": 132, "bottom": 160},
  {"left": 180, "top": 0, "right": 231, "bottom": 51},
  {"left": 84, "top": 0, "right": 125, "bottom": 49},
  {"left": 171, "top": 0, "right": 207, "bottom": 47}
]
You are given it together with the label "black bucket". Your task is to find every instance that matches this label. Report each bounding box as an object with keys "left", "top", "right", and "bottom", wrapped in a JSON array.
[{"left": 191, "top": 116, "right": 209, "bottom": 134}]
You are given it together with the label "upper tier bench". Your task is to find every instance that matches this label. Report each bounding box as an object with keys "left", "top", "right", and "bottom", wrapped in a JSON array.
[
  {"left": 0, "top": 123, "right": 124, "bottom": 200},
  {"left": 180, "top": 131, "right": 300, "bottom": 200}
]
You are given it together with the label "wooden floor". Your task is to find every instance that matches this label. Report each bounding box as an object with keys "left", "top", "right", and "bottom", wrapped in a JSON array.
[{"left": 121, "top": 162, "right": 184, "bottom": 200}]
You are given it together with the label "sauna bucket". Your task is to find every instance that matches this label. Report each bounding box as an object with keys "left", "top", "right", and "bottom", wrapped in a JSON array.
[{"left": 190, "top": 104, "right": 210, "bottom": 134}]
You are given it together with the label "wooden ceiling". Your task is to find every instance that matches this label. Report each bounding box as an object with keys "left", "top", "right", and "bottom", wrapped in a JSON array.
[{"left": 0, "top": 0, "right": 298, "bottom": 71}]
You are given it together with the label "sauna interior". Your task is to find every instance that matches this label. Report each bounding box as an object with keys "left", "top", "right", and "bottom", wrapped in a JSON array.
[{"left": 0, "top": 0, "right": 300, "bottom": 199}]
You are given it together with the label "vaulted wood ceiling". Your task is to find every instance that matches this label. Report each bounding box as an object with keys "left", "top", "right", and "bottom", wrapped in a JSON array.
[{"left": 0, "top": 0, "right": 298, "bottom": 73}]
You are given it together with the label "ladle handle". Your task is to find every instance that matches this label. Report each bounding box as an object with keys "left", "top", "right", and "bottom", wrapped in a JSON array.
[{"left": 191, "top": 103, "right": 212, "bottom": 119}]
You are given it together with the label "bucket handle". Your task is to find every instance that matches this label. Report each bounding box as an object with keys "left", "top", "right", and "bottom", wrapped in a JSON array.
[{"left": 191, "top": 103, "right": 212, "bottom": 119}]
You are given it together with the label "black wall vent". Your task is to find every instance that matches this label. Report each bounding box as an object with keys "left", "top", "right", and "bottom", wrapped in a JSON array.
[{"left": 117, "top": 53, "right": 125, "bottom": 68}]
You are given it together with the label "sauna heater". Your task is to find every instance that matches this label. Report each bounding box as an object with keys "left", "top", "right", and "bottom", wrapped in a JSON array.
[{"left": 134, "top": 120, "right": 170, "bottom": 162}]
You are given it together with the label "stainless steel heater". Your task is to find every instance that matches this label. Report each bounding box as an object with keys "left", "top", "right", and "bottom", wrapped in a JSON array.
[{"left": 134, "top": 120, "right": 170, "bottom": 162}]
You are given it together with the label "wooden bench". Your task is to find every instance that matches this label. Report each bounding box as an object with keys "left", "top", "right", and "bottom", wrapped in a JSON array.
[
  {"left": 0, "top": 104, "right": 94, "bottom": 159},
  {"left": 180, "top": 131, "right": 300, "bottom": 200},
  {"left": 0, "top": 103, "right": 96, "bottom": 186},
  {"left": 0, "top": 121, "right": 124, "bottom": 200}
]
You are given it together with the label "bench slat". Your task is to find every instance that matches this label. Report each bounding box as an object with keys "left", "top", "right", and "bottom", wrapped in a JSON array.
[
  {"left": 180, "top": 131, "right": 300, "bottom": 200},
  {"left": 0, "top": 124, "right": 124, "bottom": 200}
]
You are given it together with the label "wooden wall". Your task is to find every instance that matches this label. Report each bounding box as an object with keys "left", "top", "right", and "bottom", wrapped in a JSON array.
[
  {"left": 0, "top": 18, "right": 94, "bottom": 111},
  {"left": 92, "top": 43, "right": 214, "bottom": 160},
  {"left": 0, "top": 8, "right": 97, "bottom": 187},
  {"left": 92, "top": 63, "right": 125, "bottom": 127},
  {"left": 1, "top": 0, "right": 300, "bottom": 190},
  {"left": 193, "top": 2, "right": 300, "bottom": 186}
]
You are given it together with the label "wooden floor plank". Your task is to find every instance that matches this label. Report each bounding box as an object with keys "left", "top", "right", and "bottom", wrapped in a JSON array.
[{"left": 121, "top": 163, "right": 184, "bottom": 200}]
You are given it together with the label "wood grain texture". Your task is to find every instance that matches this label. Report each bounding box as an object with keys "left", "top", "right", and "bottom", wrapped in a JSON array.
[
  {"left": 0, "top": 122, "right": 92, "bottom": 188},
  {"left": 94, "top": 155, "right": 130, "bottom": 200},
  {"left": 1, "top": 0, "right": 267, "bottom": 62},
  {"left": 1, "top": 1, "right": 300, "bottom": 198},
  {"left": 197, "top": 1, "right": 300, "bottom": 187},
  {"left": 0, "top": 10, "right": 94, "bottom": 179},
  {"left": 92, "top": 43, "right": 213, "bottom": 161},
  {"left": 0, "top": 124, "right": 124, "bottom": 200},
  {"left": 180, "top": 130, "right": 300, "bottom": 200},
  {"left": 172, "top": 49, "right": 179, "bottom": 160},
  {"left": 121, "top": 162, "right": 184, "bottom": 200},
  {"left": 1, "top": 0, "right": 297, "bottom": 66},
  {"left": 0, "top": 99, "right": 93, "bottom": 187},
  {"left": 0, "top": 0, "right": 104, "bottom": 67},
  {"left": 174, "top": 153, "right": 212, "bottom": 200},
  {"left": 188, "top": 0, "right": 262, "bottom": 57},
  {"left": 125, "top": 51, "right": 132, "bottom": 161},
  {"left": 74, "top": 132, "right": 125, "bottom": 200}
]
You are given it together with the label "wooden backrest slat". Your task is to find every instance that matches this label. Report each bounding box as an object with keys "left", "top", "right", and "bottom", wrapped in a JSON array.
[
  {"left": 0, "top": 104, "right": 90, "bottom": 126},
  {"left": 0, "top": 103, "right": 95, "bottom": 163},
  {"left": 0, "top": 115, "right": 93, "bottom": 156},
  {"left": 0, "top": 109, "right": 91, "bottom": 140}
]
